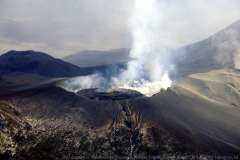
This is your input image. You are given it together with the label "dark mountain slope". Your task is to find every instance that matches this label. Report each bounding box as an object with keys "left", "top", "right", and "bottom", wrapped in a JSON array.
[
  {"left": 2, "top": 86, "right": 123, "bottom": 127},
  {"left": 0, "top": 50, "right": 93, "bottom": 78}
]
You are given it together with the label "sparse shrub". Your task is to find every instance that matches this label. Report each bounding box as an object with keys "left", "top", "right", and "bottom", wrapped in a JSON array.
[
  {"left": 108, "top": 103, "right": 144, "bottom": 159},
  {"left": 1, "top": 104, "right": 182, "bottom": 160}
]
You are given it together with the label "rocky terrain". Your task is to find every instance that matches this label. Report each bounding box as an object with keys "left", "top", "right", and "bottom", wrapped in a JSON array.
[
  {"left": 0, "top": 69, "right": 240, "bottom": 159},
  {"left": 0, "top": 20, "right": 240, "bottom": 159},
  {"left": 77, "top": 88, "right": 143, "bottom": 101}
]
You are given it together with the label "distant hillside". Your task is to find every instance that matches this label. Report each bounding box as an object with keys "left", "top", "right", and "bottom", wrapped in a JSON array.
[
  {"left": 0, "top": 50, "right": 94, "bottom": 78},
  {"left": 0, "top": 50, "right": 128, "bottom": 81},
  {"left": 64, "top": 48, "right": 130, "bottom": 67},
  {"left": 64, "top": 20, "right": 240, "bottom": 79},
  {"left": 172, "top": 20, "right": 240, "bottom": 78}
]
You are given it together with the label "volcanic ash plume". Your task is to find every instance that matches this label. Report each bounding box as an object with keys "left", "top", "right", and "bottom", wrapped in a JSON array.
[
  {"left": 113, "top": 0, "right": 172, "bottom": 96},
  {"left": 59, "top": 0, "right": 172, "bottom": 97}
]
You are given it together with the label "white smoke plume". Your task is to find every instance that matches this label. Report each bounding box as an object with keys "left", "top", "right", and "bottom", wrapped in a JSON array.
[
  {"left": 57, "top": 73, "right": 106, "bottom": 93},
  {"left": 58, "top": 0, "right": 172, "bottom": 97},
  {"left": 112, "top": 0, "right": 172, "bottom": 96},
  {"left": 58, "top": 0, "right": 240, "bottom": 97}
]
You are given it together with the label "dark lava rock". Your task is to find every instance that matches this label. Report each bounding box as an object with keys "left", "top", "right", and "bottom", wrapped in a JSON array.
[{"left": 77, "top": 88, "right": 144, "bottom": 101}]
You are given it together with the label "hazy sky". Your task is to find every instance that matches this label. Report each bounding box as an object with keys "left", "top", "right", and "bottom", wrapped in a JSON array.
[{"left": 0, "top": 0, "right": 240, "bottom": 57}]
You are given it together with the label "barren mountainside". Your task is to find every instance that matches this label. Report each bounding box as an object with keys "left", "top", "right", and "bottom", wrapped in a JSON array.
[
  {"left": 1, "top": 20, "right": 240, "bottom": 159},
  {"left": 1, "top": 69, "right": 240, "bottom": 156}
]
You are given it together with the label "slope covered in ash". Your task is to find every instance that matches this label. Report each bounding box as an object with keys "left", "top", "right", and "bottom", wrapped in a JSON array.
[
  {"left": 147, "top": 69, "right": 240, "bottom": 153},
  {"left": 1, "top": 69, "right": 240, "bottom": 155}
]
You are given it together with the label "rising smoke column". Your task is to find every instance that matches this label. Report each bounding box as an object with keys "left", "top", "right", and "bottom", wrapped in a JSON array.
[
  {"left": 114, "top": 0, "right": 172, "bottom": 96},
  {"left": 59, "top": 0, "right": 172, "bottom": 96}
]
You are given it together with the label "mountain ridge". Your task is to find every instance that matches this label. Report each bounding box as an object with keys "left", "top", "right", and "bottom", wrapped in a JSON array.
[
  {"left": 64, "top": 48, "right": 130, "bottom": 67},
  {"left": 0, "top": 50, "right": 93, "bottom": 78},
  {"left": 64, "top": 20, "right": 240, "bottom": 79}
]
